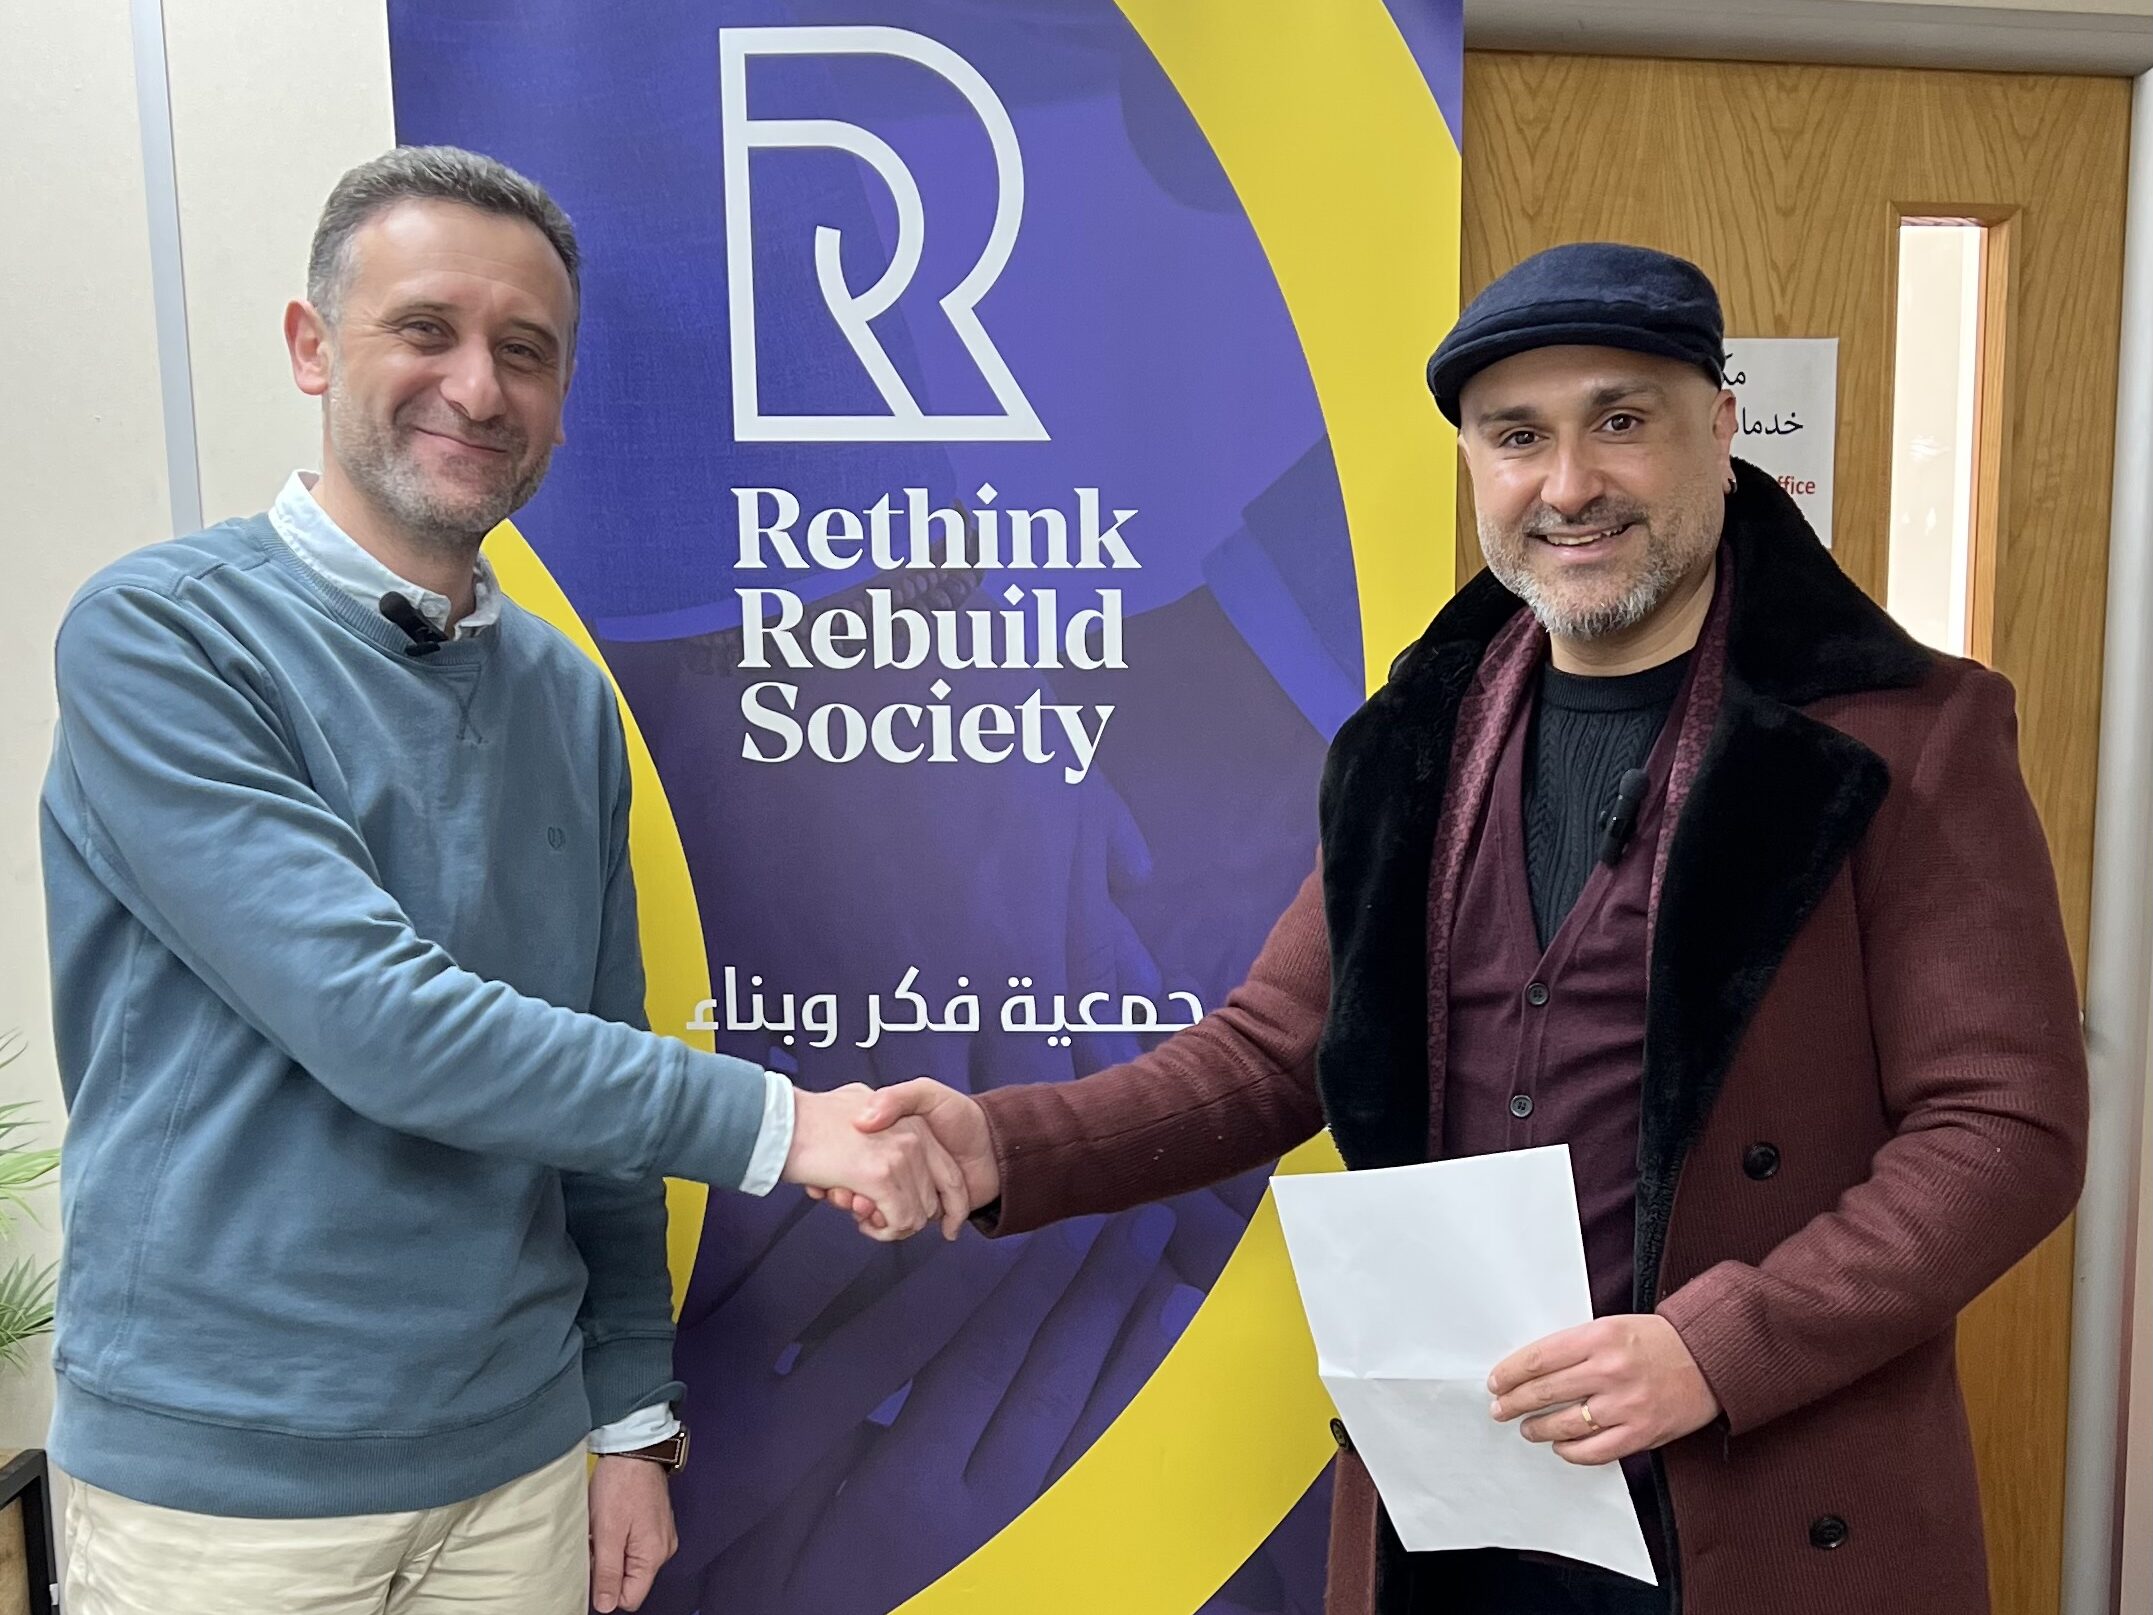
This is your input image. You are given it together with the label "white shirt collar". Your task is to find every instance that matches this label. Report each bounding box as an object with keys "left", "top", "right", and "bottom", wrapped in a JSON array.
[{"left": 268, "top": 472, "right": 502, "bottom": 639}]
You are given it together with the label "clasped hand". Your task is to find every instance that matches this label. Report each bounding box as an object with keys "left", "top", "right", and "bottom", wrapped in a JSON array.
[
  {"left": 792, "top": 1079, "right": 999, "bottom": 1238},
  {"left": 780, "top": 1082, "right": 980, "bottom": 1240}
]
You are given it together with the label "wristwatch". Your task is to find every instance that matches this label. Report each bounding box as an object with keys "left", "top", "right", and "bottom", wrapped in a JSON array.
[{"left": 616, "top": 1426, "right": 691, "bottom": 1473}]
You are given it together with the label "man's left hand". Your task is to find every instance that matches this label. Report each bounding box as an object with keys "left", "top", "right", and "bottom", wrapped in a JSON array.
[
  {"left": 589, "top": 1455, "right": 679, "bottom": 1613},
  {"left": 1488, "top": 1314, "right": 1720, "bottom": 1464}
]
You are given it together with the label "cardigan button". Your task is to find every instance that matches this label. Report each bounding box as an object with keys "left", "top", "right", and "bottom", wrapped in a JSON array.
[
  {"left": 1809, "top": 1514, "right": 1849, "bottom": 1550},
  {"left": 1329, "top": 1417, "right": 1354, "bottom": 1453},
  {"left": 1743, "top": 1143, "right": 1782, "bottom": 1180}
]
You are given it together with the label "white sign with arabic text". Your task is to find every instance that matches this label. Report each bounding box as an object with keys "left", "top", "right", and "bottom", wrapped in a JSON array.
[{"left": 1724, "top": 338, "right": 1838, "bottom": 548}]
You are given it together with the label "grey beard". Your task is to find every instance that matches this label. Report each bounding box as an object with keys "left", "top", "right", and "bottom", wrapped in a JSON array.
[
  {"left": 1503, "top": 555, "right": 1680, "bottom": 641},
  {"left": 326, "top": 380, "right": 547, "bottom": 556},
  {"left": 1481, "top": 529, "right": 1693, "bottom": 643}
]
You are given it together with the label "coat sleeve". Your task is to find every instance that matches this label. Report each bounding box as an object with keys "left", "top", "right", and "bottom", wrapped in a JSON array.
[
  {"left": 1658, "top": 664, "right": 2088, "bottom": 1435},
  {"left": 976, "top": 863, "right": 1333, "bottom": 1235}
]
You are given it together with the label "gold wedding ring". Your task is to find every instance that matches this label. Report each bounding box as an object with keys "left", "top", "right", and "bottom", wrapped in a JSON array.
[{"left": 1579, "top": 1398, "right": 1598, "bottom": 1431}]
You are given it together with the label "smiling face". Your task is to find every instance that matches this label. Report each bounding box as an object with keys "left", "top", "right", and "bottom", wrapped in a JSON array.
[
  {"left": 1459, "top": 345, "right": 1736, "bottom": 645},
  {"left": 292, "top": 198, "right": 574, "bottom": 554}
]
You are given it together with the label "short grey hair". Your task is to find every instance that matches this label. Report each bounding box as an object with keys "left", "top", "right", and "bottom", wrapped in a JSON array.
[{"left": 306, "top": 145, "right": 580, "bottom": 328}]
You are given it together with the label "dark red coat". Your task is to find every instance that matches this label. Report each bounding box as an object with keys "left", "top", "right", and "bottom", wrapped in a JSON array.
[{"left": 977, "top": 464, "right": 2087, "bottom": 1614}]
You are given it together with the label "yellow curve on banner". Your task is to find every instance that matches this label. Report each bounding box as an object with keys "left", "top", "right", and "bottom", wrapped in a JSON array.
[
  {"left": 885, "top": 4, "right": 1464, "bottom": 1613},
  {"left": 482, "top": 520, "right": 712, "bottom": 1319},
  {"left": 1112, "top": 1, "right": 1466, "bottom": 686}
]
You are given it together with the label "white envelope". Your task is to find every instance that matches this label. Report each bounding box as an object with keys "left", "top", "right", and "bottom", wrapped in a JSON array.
[{"left": 1271, "top": 1145, "right": 1657, "bottom": 1585}]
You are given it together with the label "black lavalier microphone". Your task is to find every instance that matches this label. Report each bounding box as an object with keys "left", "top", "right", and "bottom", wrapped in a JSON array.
[
  {"left": 1597, "top": 768, "right": 1651, "bottom": 867},
  {"left": 378, "top": 593, "right": 448, "bottom": 657}
]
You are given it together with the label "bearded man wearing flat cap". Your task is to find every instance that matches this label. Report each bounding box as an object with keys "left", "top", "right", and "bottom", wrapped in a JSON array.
[{"left": 836, "top": 242, "right": 2089, "bottom": 1615}]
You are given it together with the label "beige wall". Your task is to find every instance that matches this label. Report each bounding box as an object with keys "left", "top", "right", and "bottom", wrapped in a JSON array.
[
  {"left": 0, "top": 0, "right": 173, "bottom": 1449},
  {"left": 2108, "top": 66, "right": 2153, "bottom": 1615},
  {"left": 2126, "top": 1080, "right": 2150, "bottom": 1611},
  {"left": 1469, "top": 0, "right": 2153, "bottom": 73},
  {"left": 163, "top": 1, "right": 394, "bottom": 521},
  {"left": 1873, "top": 0, "right": 2148, "bottom": 12}
]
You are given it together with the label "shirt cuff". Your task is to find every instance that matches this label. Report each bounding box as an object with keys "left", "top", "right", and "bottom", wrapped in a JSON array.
[
  {"left": 737, "top": 1069, "right": 796, "bottom": 1196},
  {"left": 588, "top": 1400, "right": 681, "bottom": 1454}
]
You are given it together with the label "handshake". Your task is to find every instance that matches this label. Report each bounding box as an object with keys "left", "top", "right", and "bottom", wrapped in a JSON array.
[{"left": 777, "top": 1080, "right": 1001, "bottom": 1240}]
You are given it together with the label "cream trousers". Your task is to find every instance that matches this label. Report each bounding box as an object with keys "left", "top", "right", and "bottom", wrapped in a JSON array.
[{"left": 58, "top": 1446, "right": 588, "bottom": 1615}]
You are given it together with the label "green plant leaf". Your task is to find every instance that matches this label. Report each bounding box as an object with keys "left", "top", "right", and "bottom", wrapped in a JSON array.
[
  {"left": 0, "top": 1037, "right": 59, "bottom": 1357},
  {"left": 0, "top": 1257, "right": 55, "bottom": 1367}
]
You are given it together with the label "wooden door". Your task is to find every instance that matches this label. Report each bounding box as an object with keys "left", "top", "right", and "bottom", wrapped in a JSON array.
[{"left": 1461, "top": 52, "right": 2132, "bottom": 1615}]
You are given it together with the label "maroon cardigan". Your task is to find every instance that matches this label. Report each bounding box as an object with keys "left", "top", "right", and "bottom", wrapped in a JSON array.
[{"left": 976, "top": 467, "right": 2087, "bottom": 1615}]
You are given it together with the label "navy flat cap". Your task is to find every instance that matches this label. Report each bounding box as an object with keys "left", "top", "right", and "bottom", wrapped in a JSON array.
[{"left": 1427, "top": 243, "right": 1726, "bottom": 425}]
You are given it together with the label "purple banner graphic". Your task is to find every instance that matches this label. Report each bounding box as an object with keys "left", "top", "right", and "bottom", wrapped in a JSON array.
[{"left": 387, "top": 3, "right": 1459, "bottom": 1611}]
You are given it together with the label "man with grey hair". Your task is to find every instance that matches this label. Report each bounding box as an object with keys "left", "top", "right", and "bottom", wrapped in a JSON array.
[{"left": 42, "top": 145, "right": 965, "bottom": 1614}]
